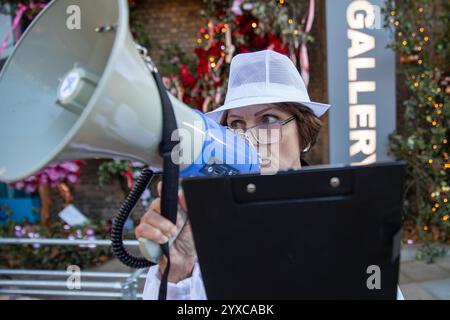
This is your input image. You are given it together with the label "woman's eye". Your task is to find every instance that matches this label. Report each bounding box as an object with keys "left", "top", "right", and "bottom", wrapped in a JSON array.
[
  {"left": 261, "top": 114, "right": 279, "bottom": 124},
  {"left": 229, "top": 120, "right": 245, "bottom": 129}
]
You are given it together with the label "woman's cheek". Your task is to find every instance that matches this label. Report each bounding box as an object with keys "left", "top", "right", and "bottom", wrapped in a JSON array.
[
  {"left": 277, "top": 145, "right": 293, "bottom": 170},
  {"left": 279, "top": 127, "right": 301, "bottom": 169}
]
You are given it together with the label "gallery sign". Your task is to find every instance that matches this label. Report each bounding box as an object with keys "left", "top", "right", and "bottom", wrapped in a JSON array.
[{"left": 326, "top": 0, "right": 396, "bottom": 165}]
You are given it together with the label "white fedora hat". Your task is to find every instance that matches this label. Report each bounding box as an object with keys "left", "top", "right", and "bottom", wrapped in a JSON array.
[{"left": 206, "top": 50, "right": 330, "bottom": 123}]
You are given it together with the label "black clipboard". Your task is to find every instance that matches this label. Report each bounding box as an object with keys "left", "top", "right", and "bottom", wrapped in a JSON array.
[{"left": 181, "top": 161, "right": 406, "bottom": 299}]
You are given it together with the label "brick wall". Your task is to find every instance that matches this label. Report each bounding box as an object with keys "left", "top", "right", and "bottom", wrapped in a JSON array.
[{"left": 131, "top": 0, "right": 205, "bottom": 64}]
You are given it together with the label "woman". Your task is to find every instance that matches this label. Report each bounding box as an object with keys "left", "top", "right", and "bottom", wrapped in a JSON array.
[
  {"left": 136, "top": 49, "right": 328, "bottom": 299},
  {"left": 136, "top": 50, "right": 403, "bottom": 299}
]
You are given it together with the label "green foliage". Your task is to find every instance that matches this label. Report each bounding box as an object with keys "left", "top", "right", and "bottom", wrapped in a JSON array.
[
  {"left": 160, "top": 43, "right": 198, "bottom": 77},
  {"left": 0, "top": 1, "right": 49, "bottom": 18},
  {"left": 0, "top": 218, "right": 113, "bottom": 270},
  {"left": 248, "top": 0, "right": 313, "bottom": 48},
  {"left": 383, "top": 0, "right": 449, "bottom": 257},
  {"left": 416, "top": 243, "right": 448, "bottom": 263},
  {"left": 129, "top": 1, "right": 151, "bottom": 48},
  {"left": 130, "top": 19, "right": 150, "bottom": 48},
  {"left": 97, "top": 159, "right": 131, "bottom": 194}
]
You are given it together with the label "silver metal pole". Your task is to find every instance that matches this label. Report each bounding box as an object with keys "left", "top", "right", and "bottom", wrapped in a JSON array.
[
  {"left": 121, "top": 268, "right": 147, "bottom": 300},
  {"left": 0, "top": 239, "right": 148, "bottom": 300},
  {"left": 0, "top": 280, "right": 123, "bottom": 289},
  {"left": 0, "top": 238, "right": 139, "bottom": 246},
  {"left": 0, "top": 288, "right": 143, "bottom": 299},
  {"left": 0, "top": 269, "right": 147, "bottom": 278}
]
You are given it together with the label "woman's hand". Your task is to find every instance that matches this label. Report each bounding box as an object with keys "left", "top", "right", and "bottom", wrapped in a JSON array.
[{"left": 135, "top": 181, "right": 196, "bottom": 283}]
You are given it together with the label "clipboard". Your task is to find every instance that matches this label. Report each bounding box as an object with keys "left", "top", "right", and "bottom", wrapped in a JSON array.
[{"left": 181, "top": 161, "right": 406, "bottom": 299}]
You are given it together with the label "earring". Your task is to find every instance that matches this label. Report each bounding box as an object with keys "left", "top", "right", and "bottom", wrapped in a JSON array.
[{"left": 302, "top": 143, "right": 311, "bottom": 153}]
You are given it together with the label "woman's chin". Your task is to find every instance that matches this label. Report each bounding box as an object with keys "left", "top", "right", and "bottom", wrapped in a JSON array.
[{"left": 260, "top": 158, "right": 280, "bottom": 175}]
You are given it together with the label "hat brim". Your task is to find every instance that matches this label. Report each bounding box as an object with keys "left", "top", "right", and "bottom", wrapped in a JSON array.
[{"left": 205, "top": 96, "right": 331, "bottom": 123}]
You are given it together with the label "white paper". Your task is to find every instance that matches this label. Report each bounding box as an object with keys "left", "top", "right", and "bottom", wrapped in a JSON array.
[{"left": 58, "top": 204, "right": 87, "bottom": 226}]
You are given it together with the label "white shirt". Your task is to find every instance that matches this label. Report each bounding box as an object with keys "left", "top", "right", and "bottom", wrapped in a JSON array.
[
  {"left": 142, "top": 258, "right": 207, "bottom": 300},
  {"left": 142, "top": 259, "right": 405, "bottom": 300}
]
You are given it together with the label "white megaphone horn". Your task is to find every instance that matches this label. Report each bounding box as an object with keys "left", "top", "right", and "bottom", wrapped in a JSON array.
[{"left": 0, "top": 0, "right": 260, "bottom": 267}]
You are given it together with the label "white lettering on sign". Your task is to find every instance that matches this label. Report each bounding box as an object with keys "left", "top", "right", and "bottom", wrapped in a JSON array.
[{"left": 347, "top": 0, "right": 377, "bottom": 165}]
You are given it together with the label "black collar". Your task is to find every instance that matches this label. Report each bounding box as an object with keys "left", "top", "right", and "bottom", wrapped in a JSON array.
[{"left": 300, "top": 159, "right": 310, "bottom": 167}]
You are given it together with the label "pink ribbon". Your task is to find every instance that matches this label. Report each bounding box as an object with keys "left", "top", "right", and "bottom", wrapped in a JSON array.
[
  {"left": 0, "top": 2, "right": 46, "bottom": 60},
  {"left": 300, "top": 0, "right": 315, "bottom": 87},
  {"left": 0, "top": 5, "right": 26, "bottom": 59}
]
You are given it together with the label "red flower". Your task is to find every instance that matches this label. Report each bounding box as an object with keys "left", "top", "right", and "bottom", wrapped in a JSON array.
[
  {"left": 194, "top": 47, "right": 210, "bottom": 76},
  {"left": 237, "top": 44, "right": 251, "bottom": 53},
  {"left": 209, "top": 41, "right": 224, "bottom": 57},
  {"left": 124, "top": 166, "right": 134, "bottom": 190},
  {"left": 267, "top": 33, "right": 289, "bottom": 55},
  {"left": 250, "top": 33, "right": 267, "bottom": 49},
  {"left": 180, "top": 64, "right": 197, "bottom": 89}
]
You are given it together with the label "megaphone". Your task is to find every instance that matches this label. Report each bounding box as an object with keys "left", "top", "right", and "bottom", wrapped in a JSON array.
[{"left": 0, "top": 0, "right": 259, "bottom": 266}]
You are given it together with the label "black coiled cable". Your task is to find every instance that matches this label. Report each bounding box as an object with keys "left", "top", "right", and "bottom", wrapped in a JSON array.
[{"left": 110, "top": 167, "right": 156, "bottom": 269}]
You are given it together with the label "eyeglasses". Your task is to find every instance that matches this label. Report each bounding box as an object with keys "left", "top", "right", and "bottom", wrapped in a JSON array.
[{"left": 225, "top": 116, "right": 295, "bottom": 145}]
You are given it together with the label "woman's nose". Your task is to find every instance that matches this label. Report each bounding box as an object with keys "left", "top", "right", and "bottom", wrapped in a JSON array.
[{"left": 245, "top": 132, "right": 258, "bottom": 147}]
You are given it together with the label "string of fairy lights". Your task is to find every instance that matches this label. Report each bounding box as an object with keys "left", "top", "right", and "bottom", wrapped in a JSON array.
[{"left": 387, "top": 2, "right": 449, "bottom": 229}]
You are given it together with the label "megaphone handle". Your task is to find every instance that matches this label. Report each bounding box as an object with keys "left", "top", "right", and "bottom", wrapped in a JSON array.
[{"left": 138, "top": 206, "right": 189, "bottom": 264}]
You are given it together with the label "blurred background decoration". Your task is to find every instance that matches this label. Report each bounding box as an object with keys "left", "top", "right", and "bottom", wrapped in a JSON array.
[
  {"left": 384, "top": 0, "right": 449, "bottom": 261},
  {"left": 158, "top": 0, "right": 315, "bottom": 113},
  {"left": 0, "top": 218, "right": 113, "bottom": 270},
  {"left": 9, "top": 161, "right": 85, "bottom": 226}
]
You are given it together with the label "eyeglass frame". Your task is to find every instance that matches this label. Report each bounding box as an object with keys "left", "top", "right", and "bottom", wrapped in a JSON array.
[{"left": 225, "top": 115, "right": 296, "bottom": 145}]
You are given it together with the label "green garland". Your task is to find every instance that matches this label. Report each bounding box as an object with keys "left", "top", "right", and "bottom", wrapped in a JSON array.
[
  {"left": 129, "top": 1, "right": 151, "bottom": 48},
  {"left": 384, "top": 0, "right": 449, "bottom": 261}
]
